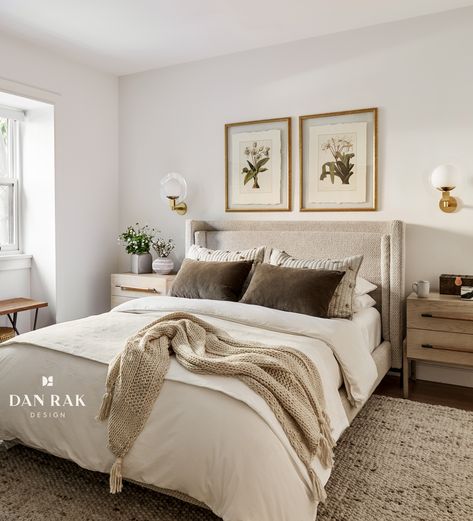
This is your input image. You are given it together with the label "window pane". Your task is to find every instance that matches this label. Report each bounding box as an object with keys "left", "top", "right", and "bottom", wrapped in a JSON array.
[
  {"left": 0, "top": 118, "right": 8, "bottom": 177},
  {"left": 0, "top": 183, "right": 13, "bottom": 245}
]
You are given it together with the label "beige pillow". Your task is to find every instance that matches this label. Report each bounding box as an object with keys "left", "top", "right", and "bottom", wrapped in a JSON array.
[
  {"left": 269, "top": 249, "right": 363, "bottom": 319},
  {"left": 187, "top": 245, "right": 265, "bottom": 263}
]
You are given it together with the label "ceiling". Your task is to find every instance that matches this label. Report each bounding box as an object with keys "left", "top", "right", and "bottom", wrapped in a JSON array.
[{"left": 0, "top": 0, "right": 471, "bottom": 76}]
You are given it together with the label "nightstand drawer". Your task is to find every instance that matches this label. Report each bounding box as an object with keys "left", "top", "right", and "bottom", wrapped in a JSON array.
[
  {"left": 111, "top": 274, "right": 167, "bottom": 299},
  {"left": 407, "top": 298, "right": 473, "bottom": 334},
  {"left": 407, "top": 329, "right": 473, "bottom": 368}
]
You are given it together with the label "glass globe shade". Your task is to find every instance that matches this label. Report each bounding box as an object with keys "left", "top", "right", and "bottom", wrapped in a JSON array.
[
  {"left": 430, "top": 164, "right": 459, "bottom": 191},
  {"left": 160, "top": 173, "right": 187, "bottom": 202}
]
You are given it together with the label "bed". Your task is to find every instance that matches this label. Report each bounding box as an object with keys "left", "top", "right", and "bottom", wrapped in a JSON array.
[{"left": 0, "top": 219, "right": 405, "bottom": 521}]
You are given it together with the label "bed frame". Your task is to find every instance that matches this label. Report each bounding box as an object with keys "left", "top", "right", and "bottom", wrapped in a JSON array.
[
  {"left": 4, "top": 219, "right": 406, "bottom": 513},
  {"left": 186, "top": 219, "right": 405, "bottom": 369},
  {"left": 186, "top": 219, "right": 405, "bottom": 421}
]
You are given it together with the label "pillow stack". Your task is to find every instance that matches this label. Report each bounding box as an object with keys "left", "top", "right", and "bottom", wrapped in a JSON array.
[
  {"left": 269, "top": 249, "right": 363, "bottom": 319},
  {"left": 172, "top": 244, "right": 376, "bottom": 319}
]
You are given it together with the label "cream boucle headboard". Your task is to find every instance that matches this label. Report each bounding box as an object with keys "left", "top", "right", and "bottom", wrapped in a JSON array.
[{"left": 185, "top": 220, "right": 405, "bottom": 368}]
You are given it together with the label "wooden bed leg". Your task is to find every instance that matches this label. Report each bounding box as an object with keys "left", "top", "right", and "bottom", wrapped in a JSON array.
[{"left": 402, "top": 339, "right": 409, "bottom": 399}]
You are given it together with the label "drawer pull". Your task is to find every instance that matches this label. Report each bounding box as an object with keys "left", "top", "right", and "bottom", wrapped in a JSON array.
[
  {"left": 115, "top": 285, "right": 161, "bottom": 294},
  {"left": 421, "top": 343, "right": 473, "bottom": 354},
  {"left": 421, "top": 312, "right": 473, "bottom": 322}
]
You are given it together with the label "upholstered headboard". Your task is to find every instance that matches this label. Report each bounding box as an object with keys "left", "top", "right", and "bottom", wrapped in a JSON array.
[{"left": 185, "top": 220, "right": 405, "bottom": 368}]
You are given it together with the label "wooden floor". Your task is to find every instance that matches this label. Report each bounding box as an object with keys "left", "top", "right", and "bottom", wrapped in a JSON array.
[{"left": 375, "top": 374, "right": 473, "bottom": 411}]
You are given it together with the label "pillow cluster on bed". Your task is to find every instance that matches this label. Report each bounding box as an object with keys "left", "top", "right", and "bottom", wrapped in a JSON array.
[
  {"left": 269, "top": 249, "right": 363, "bottom": 319},
  {"left": 172, "top": 245, "right": 378, "bottom": 319}
]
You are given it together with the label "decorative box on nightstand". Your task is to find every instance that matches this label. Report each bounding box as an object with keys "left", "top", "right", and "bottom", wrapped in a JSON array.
[
  {"left": 404, "top": 292, "right": 473, "bottom": 398},
  {"left": 111, "top": 273, "right": 176, "bottom": 309}
]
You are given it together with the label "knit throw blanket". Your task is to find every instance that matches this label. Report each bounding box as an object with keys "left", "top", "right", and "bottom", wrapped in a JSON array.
[{"left": 96, "top": 312, "right": 335, "bottom": 502}]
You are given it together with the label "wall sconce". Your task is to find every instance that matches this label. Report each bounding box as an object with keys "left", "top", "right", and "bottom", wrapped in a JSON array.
[
  {"left": 160, "top": 172, "right": 188, "bottom": 215},
  {"left": 431, "top": 164, "right": 460, "bottom": 213}
]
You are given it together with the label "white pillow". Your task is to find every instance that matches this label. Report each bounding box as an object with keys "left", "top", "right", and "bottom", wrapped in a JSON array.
[
  {"left": 353, "top": 293, "right": 377, "bottom": 313},
  {"left": 355, "top": 276, "right": 377, "bottom": 296}
]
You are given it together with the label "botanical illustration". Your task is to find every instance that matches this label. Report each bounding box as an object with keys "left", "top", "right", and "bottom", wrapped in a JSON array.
[
  {"left": 241, "top": 141, "right": 271, "bottom": 189},
  {"left": 228, "top": 126, "right": 283, "bottom": 208},
  {"left": 320, "top": 136, "right": 355, "bottom": 185},
  {"left": 306, "top": 120, "right": 368, "bottom": 206}
]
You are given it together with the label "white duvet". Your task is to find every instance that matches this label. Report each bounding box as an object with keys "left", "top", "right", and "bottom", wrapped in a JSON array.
[{"left": 0, "top": 297, "right": 378, "bottom": 521}]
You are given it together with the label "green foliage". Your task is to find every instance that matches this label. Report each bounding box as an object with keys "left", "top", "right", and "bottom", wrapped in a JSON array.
[
  {"left": 118, "top": 223, "right": 158, "bottom": 254},
  {"left": 0, "top": 118, "right": 7, "bottom": 144},
  {"left": 241, "top": 142, "right": 271, "bottom": 189},
  {"left": 321, "top": 152, "right": 355, "bottom": 185},
  {"left": 320, "top": 137, "right": 355, "bottom": 185}
]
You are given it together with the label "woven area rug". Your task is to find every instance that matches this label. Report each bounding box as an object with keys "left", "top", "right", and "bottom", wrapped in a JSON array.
[{"left": 1, "top": 395, "right": 472, "bottom": 521}]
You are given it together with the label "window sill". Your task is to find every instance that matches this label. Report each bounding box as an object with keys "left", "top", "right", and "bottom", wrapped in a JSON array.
[{"left": 0, "top": 253, "right": 32, "bottom": 271}]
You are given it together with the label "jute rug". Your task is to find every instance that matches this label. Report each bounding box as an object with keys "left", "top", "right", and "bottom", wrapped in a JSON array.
[{"left": 0, "top": 395, "right": 472, "bottom": 521}]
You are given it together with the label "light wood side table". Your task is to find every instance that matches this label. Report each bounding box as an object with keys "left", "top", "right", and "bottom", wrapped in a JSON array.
[
  {"left": 404, "top": 292, "right": 473, "bottom": 398},
  {"left": 111, "top": 273, "right": 176, "bottom": 309}
]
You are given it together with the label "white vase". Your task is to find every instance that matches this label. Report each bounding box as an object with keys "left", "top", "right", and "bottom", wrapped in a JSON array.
[
  {"left": 131, "top": 253, "right": 152, "bottom": 274},
  {"left": 152, "top": 257, "right": 174, "bottom": 275}
]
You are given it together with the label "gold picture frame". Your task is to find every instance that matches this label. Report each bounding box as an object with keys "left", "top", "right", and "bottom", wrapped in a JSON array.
[
  {"left": 225, "top": 117, "right": 292, "bottom": 212},
  {"left": 299, "top": 107, "right": 378, "bottom": 212}
]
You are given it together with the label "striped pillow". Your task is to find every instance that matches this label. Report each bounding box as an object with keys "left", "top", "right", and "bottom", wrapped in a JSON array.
[
  {"left": 187, "top": 245, "right": 265, "bottom": 264},
  {"left": 269, "top": 249, "right": 363, "bottom": 319}
]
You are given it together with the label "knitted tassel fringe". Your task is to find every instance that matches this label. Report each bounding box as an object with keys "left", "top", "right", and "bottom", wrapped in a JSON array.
[
  {"left": 308, "top": 467, "right": 327, "bottom": 503},
  {"left": 96, "top": 392, "right": 113, "bottom": 421},
  {"left": 110, "top": 457, "right": 123, "bottom": 494},
  {"left": 316, "top": 435, "right": 334, "bottom": 469}
]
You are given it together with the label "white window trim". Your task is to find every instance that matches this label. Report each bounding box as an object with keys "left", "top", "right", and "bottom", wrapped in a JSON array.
[
  {"left": 0, "top": 105, "right": 25, "bottom": 121},
  {"left": 0, "top": 117, "right": 21, "bottom": 254}
]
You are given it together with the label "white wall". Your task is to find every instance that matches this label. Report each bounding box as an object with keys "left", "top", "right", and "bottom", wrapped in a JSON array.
[
  {"left": 22, "top": 101, "right": 56, "bottom": 327},
  {"left": 119, "top": 7, "right": 473, "bottom": 385},
  {"left": 0, "top": 31, "right": 119, "bottom": 322}
]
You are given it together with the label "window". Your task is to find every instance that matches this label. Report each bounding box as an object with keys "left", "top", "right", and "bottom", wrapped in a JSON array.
[{"left": 0, "top": 108, "right": 21, "bottom": 252}]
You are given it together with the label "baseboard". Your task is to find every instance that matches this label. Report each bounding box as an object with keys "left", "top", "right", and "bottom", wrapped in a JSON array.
[{"left": 415, "top": 362, "right": 473, "bottom": 388}]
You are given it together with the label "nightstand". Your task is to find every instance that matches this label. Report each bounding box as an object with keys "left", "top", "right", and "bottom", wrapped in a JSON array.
[
  {"left": 111, "top": 273, "right": 176, "bottom": 309},
  {"left": 404, "top": 292, "right": 473, "bottom": 398}
]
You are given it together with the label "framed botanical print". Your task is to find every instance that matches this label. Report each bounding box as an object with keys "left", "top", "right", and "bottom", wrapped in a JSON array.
[
  {"left": 225, "top": 117, "right": 291, "bottom": 212},
  {"left": 299, "top": 108, "right": 377, "bottom": 211}
]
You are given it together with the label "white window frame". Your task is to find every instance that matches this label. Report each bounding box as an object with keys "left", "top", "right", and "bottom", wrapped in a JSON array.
[{"left": 0, "top": 107, "right": 23, "bottom": 254}]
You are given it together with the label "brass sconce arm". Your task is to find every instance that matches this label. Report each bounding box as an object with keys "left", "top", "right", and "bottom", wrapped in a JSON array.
[
  {"left": 431, "top": 165, "right": 460, "bottom": 214},
  {"left": 437, "top": 188, "right": 457, "bottom": 213},
  {"left": 167, "top": 196, "right": 187, "bottom": 216}
]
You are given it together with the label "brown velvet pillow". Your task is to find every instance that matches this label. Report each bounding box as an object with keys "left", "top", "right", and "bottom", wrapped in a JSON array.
[
  {"left": 240, "top": 263, "right": 345, "bottom": 318},
  {"left": 171, "top": 259, "right": 253, "bottom": 301}
]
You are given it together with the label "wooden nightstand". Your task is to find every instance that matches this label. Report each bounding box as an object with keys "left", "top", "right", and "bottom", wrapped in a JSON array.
[
  {"left": 404, "top": 292, "right": 473, "bottom": 398},
  {"left": 111, "top": 273, "right": 176, "bottom": 309}
]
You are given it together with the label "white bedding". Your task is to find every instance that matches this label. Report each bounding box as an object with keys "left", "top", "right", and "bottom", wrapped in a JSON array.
[
  {"left": 351, "top": 307, "right": 382, "bottom": 354},
  {"left": 0, "top": 297, "right": 378, "bottom": 521}
]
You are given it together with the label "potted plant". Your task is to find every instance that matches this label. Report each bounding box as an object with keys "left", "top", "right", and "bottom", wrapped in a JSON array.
[
  {"left": 152, "top": 237, "right": 175, "bottom": 274},
  {"left": 118, "top": 223, "right": 157, "bottom": 274}
]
